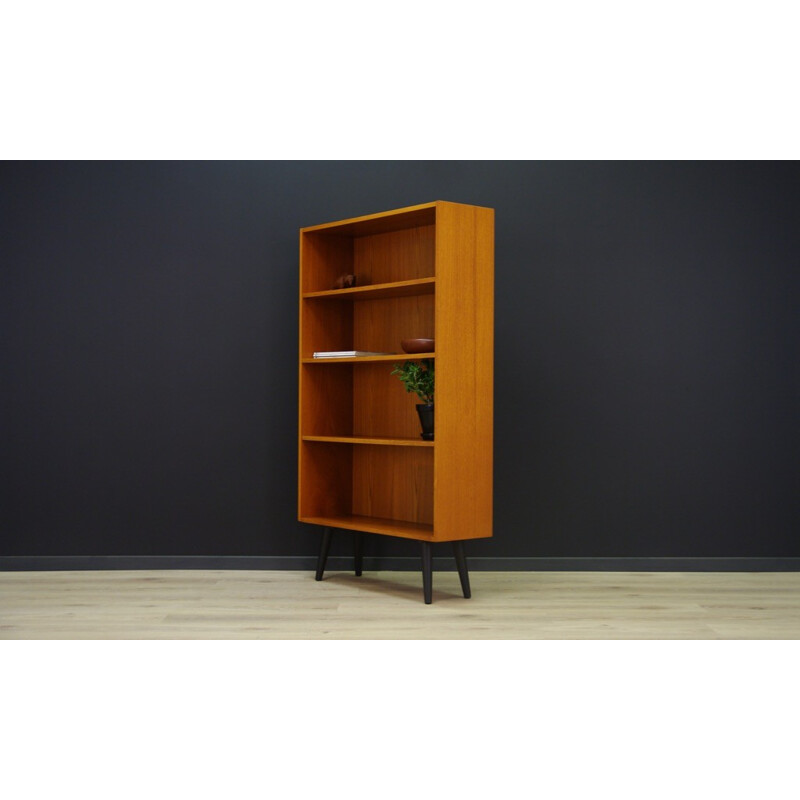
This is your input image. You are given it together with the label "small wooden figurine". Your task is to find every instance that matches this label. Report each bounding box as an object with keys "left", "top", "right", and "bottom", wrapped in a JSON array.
[{"left": 333, "top": 273, "right": 358, "bottom": 289}]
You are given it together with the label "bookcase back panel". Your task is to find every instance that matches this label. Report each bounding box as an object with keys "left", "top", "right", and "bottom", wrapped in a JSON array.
[
  {"left": 353, "top": 363, "right": 425, "bottom": 440},
  {"left": 301, "top": 233, "right": 354, "bottom": 293},
  {"left": 301, "top": 299, "right": 354, "bottom": 357},
  {"left": 300, "top": 364, "right": 353, "bottom": 436},
  {"left": 353, "top": 294, "right": 434, "bottom": 353},
  {"left": 353, "top": 225, "right": 435, "bottom": 285},
  {"left": 352, "top": 446, "right": 433, "bottom": 526},
  {"left": 299, "top": 442, "right": 353, "bottom": 518}
]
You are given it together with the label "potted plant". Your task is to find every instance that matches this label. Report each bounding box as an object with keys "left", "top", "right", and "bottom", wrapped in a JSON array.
[{"left": 391, "top": 359, "right": 434, "bottom": 440}]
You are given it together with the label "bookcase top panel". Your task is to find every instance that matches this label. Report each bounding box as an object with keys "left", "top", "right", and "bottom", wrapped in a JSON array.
[
  {"left": 301, "top": 202, "right": 436, "bottom": 237},
  {"left": 300, "top": 200, "right": 491, "bottom": 239}
]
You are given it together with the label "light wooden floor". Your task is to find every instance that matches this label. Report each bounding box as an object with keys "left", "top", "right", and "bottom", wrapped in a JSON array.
[{"left": 1, "top": 569, "right": 799, "bottom": 639}]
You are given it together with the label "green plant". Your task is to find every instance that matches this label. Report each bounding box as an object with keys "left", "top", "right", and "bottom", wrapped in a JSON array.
[{"left": 391, "top": 359, "right": 434, "bottom": 404}]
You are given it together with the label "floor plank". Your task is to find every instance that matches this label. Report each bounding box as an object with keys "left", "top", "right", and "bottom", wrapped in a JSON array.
[{"left": 1, "top": 570, "right": 799, "bottom": 639}]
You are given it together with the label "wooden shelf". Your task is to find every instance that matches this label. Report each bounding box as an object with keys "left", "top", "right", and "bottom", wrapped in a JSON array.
[
  {"left": 302, "top": 352, "right": 434, "bottom": 364},
  {"left": 298, "top": 514, "right": 435, "bottom": 540},
  {"left": 303, "top": 277, "right": 435, "bottom": 301},
  {"left": 303, "top": 435, "right": 433, "bottom": 447}
]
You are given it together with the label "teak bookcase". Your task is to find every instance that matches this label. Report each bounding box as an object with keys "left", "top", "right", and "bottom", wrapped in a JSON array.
[{"left": 298, "top": 201, "right": 494, "bottom": 603}]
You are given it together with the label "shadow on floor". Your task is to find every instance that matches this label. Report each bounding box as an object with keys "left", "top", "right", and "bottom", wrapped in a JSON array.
[{"left": 320, "top": 572, "right": 465, "bottom": 603}]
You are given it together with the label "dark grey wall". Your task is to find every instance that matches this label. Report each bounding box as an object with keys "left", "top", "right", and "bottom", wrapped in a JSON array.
[{"left": 2, "top": 161, "right": 798, "bottom": 562}]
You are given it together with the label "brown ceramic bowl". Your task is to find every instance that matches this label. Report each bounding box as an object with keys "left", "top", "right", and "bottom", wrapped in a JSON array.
[{"left": 401, "top": 338, "right": 435, "bottom": 354}]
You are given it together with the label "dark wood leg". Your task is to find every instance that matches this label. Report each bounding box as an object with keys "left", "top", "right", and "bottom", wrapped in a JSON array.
[
  {"left": 452, "top": 541, "right": 471, "bottom": 599},
  {"left": 315, "top": 528, "right": 332, "bottom": 581},
  {"left": 354, "top": 532, "right": 363, "bottom": 576},
  {"left": 421, "top": 541, "right": 433, "bottom": 604}
]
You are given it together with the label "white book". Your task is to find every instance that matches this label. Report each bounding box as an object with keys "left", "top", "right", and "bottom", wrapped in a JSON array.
[{"left": 312, "top": 350, "right": 392, "bottom": 358}]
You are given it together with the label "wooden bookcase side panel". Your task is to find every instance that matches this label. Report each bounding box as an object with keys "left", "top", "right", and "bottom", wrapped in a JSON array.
[
  {"left": 352, "top": 445, "right": 434, "bottom": 526},
  {"left": 433, "top": 203, "right": 495, "bottom": 541}
]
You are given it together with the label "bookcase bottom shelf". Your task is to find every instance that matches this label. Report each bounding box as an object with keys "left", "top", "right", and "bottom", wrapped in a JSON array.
[
  {"left": 303, "top": 435, "right": 432, "bottom": 447},
  {"left": 299, "top": 514, "right": 434, "bottom": 541}
]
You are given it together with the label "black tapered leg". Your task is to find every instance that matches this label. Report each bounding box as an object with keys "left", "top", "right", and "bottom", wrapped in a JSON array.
[
  {"left": 315, "top": 528, "right": 332, "bottom": 581},
  {"left": 421, "top": 542, "right": 433, "bottom": 604},
  {"left": 452, "top": 541, "right": 471, "bottom": 599},
  {"left": 354, "top": 532, "right": 363, "bottom": 576}
]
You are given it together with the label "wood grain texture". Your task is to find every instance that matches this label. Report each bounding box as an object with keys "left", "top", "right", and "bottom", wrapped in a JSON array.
[
  {"left": 353, "top": 225, "right": 435, "bottom": 285},
  {"left": 299, "top": 516, "right": 434, "bottom": 539},
  {"left": 298, "top": 201, "right": 493, "bottom": 542},
  {"left": 303, "top": 277, "right": 435, "bottom": 301},
  {"left": 300, "top": 232, "right": 353, "bottom": 293},
  {"left": 351, "top": 445, "right": 434, "bottom": 526},
  {"left": 434, "top": 202, "right": 494, "bottom": 541},
  {"left": 353, "top": 294, "right": 434, "bottom": 354},
  {"left": 299, "top": 363, "right": 353, "bottom": 437},
  {"left": 303, "top": 353, "right": 434, "bottom": 364},
  {"left": 298, "top": 441, "right": 352, "bottom": 519},
  {"left": 302, "top": 435, "right": 433, "bottom": 447},
  {"left": 301, "top": 203, "right": 436, "bottom": 236},
  {"left": 299, "top": 230, "right": 353, "bottom": 515},
  {"left": 3, "top": 570, "right": 800, "bottom": 639},
  {"left": 353, "top": 362, "right": 428, "bottom": 440},
  {"left": 300, "top": 300, "right": 354, "bottom": 357}
]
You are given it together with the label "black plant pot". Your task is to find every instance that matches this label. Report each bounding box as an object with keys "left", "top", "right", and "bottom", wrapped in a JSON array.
[{"left": 416, "top": 403, "right": 434, "bottom": 441}]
